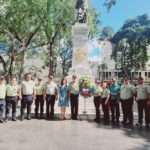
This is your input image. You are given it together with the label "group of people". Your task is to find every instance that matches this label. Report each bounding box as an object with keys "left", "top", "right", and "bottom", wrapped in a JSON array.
[
  {"left": 93, "top": 77, "right": 150, "bottom": 129},
  {"left": 0, "top": 74, "right": 80, "bottom": 123},
  {"left": 0, "top": 73, "right": 150, "bottom": 130}
]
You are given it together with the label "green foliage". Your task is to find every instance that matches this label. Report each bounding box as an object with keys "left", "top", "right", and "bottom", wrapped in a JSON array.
[
  {"left": 111, "top": 14, "right": 150, "bottom": 78},
  {"left": 0, "top": 0, "right": 100, "bottom": 78},
  {"left": 104, "top": 0, "right": 117, "bottom": 12},
  {"left": 99, "top": 26, "right": 114, "bottom": 40},
  {"left": 79, "top": 76, "right": 93, "bottom": 89}
]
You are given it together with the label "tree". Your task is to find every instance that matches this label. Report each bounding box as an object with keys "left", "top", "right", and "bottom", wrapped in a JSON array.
[
  {"left": 37, "top": 0, "right": 76, "bottom": 76},
  {"left": 111, "top": 14, "right": 150, "bottom": 79},
  {"left": 104, "top": 0, "right": 117, "bottom": 12},
  {"left": 59, "top": 40, "right": 73, "bottom": 76},
  {"left": 0, "top": 0, "right": 43, "bottom": 82},
  {"left": 99, "top": 26, "right": 114, "bottom": 40}
]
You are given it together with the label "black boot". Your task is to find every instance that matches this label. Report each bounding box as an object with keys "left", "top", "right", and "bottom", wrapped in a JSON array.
[
  {"left": 35, "top": 112, "right": 38, "bottom": 119},
  {"left": 20, "top": 109, "right": 25, "bottom": 121},
  {"left": 12, "top": 117, "right": 17, "bottom": 121},
  {"left": 0, "top": 118, "right": 5, "bottom": 123}
]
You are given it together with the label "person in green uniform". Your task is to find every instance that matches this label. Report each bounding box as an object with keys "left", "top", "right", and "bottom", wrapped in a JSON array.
[
  {"left": 101, "top": 82, "right": 110, "bottom": 124},
  {"left": 135, "top": 77, "right": 150, "bottom": 128},
  {"left": 92, "top": 80, "right": 103, "bottom": 123},
  {"left": 68, "top": 75, "right": 80, "bottom": 120},
  {"left": 20, "top": 73, "right": 36, "bottom": 121},
  {"left": 5, "top": 77, "right": 21, "bottom": 121},
  {"left": 0, "top": 76, "right": 6, "bottom": 123},
  {"left": 44, "top": 75, "right": 58, "bottom": 120},
  {"left": 120, "top": 78, "right": 135, "bottom": 129},
  {"left": 35, "top": 77, "right": 44, "bottom": 119}
]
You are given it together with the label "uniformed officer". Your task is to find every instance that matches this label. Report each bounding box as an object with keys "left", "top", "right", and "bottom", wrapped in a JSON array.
[
  {"left": 0, "top": 76, "right": 6, "bottom": 123},
  {"left": 120, "top": 78, "right": 135, "bottom": 129},
  {"left": 101, "top": 82, "right": 110, "bottom": 124},
  {"left": 135, "top": 77, "right": 150, "bottom": 128},
  {"left": 35, "top": 77, "right": 44, "bottom": 119},
  {"left": 109, "top": 78, "right": 120, "bottom": 125},
  {"left": 44, "top": 75, "right": 58, "bottom": 120},
  {"left": 20, "top": 73, "right": 36, "bottom": 121},
  {"left": 69, "top": 75, "right": 80, "bottom": 120},
  {"left": 92, "top": 80, "right": 103, "bottom": 123},
  {"left": 5, "top": 77, "right": 20, "bottom": 121}
]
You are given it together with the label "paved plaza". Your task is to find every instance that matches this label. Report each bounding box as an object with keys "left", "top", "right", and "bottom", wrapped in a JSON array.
[{"left": 0, "top": 97, "right": 150, "bottom": 150}]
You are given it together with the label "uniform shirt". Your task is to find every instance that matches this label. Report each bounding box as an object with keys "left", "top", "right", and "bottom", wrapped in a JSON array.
[
  {"left": 135, "top": 84, "right": 150, "bottom": 100},
  {"left": 109, "top": 84, "right": 120, "bottom": 100},
  {"left": 120, "top": 84, "right": 135, "bottom": 100},
  {"left": 6, "top": 84, "right": 20, "bottom": 97},
  {"left": 44, "top": 82, "right": 58, "bottom": 95},
  {"left": 101, "top": 88, "right": 110, "bottom": 99},
  {"left": 36, "top": 83, "right": 44, "bottom": 95},
  {"left": 92, "top": 85, "right": 103, "bottom": 97},
  {"left": 69, "top": 81, "right": 79, "bottom": 95},
  {"left": 21, "top": 80, "right": 36, "bottom": 95},
  {"left": 0, "top": 83, "right": 6, "bottom": 99}
]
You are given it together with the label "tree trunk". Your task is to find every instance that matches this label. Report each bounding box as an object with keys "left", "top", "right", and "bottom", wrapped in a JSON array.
[
  {"left": 7, "top": 55, "right": 16, "bottom": 83},
  {"left": 19, "top": 47, "right": 27, "bottom": 83},
  {"left": 49, "top": 43, "right": 54, "bottom": 76}
]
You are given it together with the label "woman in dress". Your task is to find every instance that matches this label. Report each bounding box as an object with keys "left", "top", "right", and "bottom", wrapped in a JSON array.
[{"left": 58, "top": 78, "right": 69, "bottom": 120}]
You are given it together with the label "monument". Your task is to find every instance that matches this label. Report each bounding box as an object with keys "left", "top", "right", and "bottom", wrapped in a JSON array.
[{"left": 68, "top": 0, "right": 94, "bottom": 79}]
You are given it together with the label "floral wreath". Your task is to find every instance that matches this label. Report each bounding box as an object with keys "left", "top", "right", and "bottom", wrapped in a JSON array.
[{"left": 79, "top": 76, "right": 93, "bottom": 97}]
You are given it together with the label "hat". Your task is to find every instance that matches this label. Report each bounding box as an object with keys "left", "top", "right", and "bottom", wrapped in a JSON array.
[
  {"left": 72, "top": 75, "right": 77, "bottom": 78},
  {"left": 137, "top": 76, "right": 143, "bottom": 80},
  {"left": 95, "top": 80, "right": 100, "bottom": 83},
  {"left": 38, "top": 77, "right": 42, "bottom": 80},
  {"left": 112, "top": 78, "right": 116, "bottom": 81},
  {"left": 124, "top": 77, "right": 129, "bottom": 81},
  {"left": 0, "top": 76, "right": 5, "bottom": 79},
  {"left": 49, "top": 75, "right": 54, "bottom": 79}
]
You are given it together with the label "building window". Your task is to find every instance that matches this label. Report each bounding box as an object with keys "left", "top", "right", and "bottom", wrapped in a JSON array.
[
  {"left": 106, "top": 72, "right": 108, "bottom": 78},
  {"left": 148, "top": 72, "right": 150, "bottom": 78},
  {"left": 103, "top": 72, "right": 105, "bottom": 78},
  {"left": 145, "top": 72, "right": 147, "bottom": 77},
  {"left": 139, "top": 72, "right": 141, "bottom": 76},
  {"left": 109, "top": 72, "right": 111, "bottom": 76}
]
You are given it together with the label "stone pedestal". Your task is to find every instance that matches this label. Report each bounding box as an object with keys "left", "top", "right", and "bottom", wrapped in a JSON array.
[{"left": 68, "top": 23, "right": 93, "bottom": 79}]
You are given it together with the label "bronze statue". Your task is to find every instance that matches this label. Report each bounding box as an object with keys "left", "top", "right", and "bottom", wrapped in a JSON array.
[{"left": 76, "top": 0, "right": 87, "bottom": 23}]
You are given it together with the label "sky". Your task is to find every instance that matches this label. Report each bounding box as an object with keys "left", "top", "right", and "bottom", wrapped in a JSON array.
[
  {"left": 91, "top": 0, "right": 150, "bottom": 32},
  {"left": 88, "top": 0, "right": 150, "bottom": 62}
]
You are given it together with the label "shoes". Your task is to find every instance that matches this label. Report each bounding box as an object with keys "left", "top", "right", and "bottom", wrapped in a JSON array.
[
  {"left": 12, "top": 117, "right": 17, "bottom": 121},
  {"left": 0, "top": 118, "right": 5, "bottom": 123},
  {"left": 20, "top": 116, "right": 24, "bottom": 121},
  {"left": 35, "top": 114, "right": 38, "bottom": 119},
  {"left": 145, "top": 124, "right": 149, "bottom": 129},
  {"left": 94, "top": 118, "right": 100, "bottom": 123},
  {"left": 111, "top": 120, "right": 115, "bottom": 125},
  {"left": 40, "top": 115, "right": 44, "bottom": 119},
  {"left": 27, "top": 115, "right": 31, "bottom": 120},
  {"left": 5, "top": 117, "right": 9, "bottom": 122},
  {"left": 136, "top": 122, "right": 142, "bottom": 127}
]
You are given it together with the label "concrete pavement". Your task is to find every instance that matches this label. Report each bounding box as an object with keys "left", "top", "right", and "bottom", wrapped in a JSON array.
[{"left": 0, "top": 96, "right": 150, "bottom": 150}]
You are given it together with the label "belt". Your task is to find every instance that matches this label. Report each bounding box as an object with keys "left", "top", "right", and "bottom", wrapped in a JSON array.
[
  {"left": 46, "top": 94, "right": 55, "bottom": 96},
  {"left": 110, "top": 93, "right": 118, "bottom": 95},
  {"left": 138, "top": 99, "right": 148, "bottom": 101},
  {"left": 6, "top": 96, "right": 18, "bottom": 98},
  {"left": 23, "top": 94, "right": 33, "bottom": 96},
  {"left": 121, "top": 98, "right": 132, "bottom": 100},
  {"left": 71, "top": 93, "right": 79, "bottom": 96},
  {"left": 0, "top": 98, "right": 5, "bottom": 101}
]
